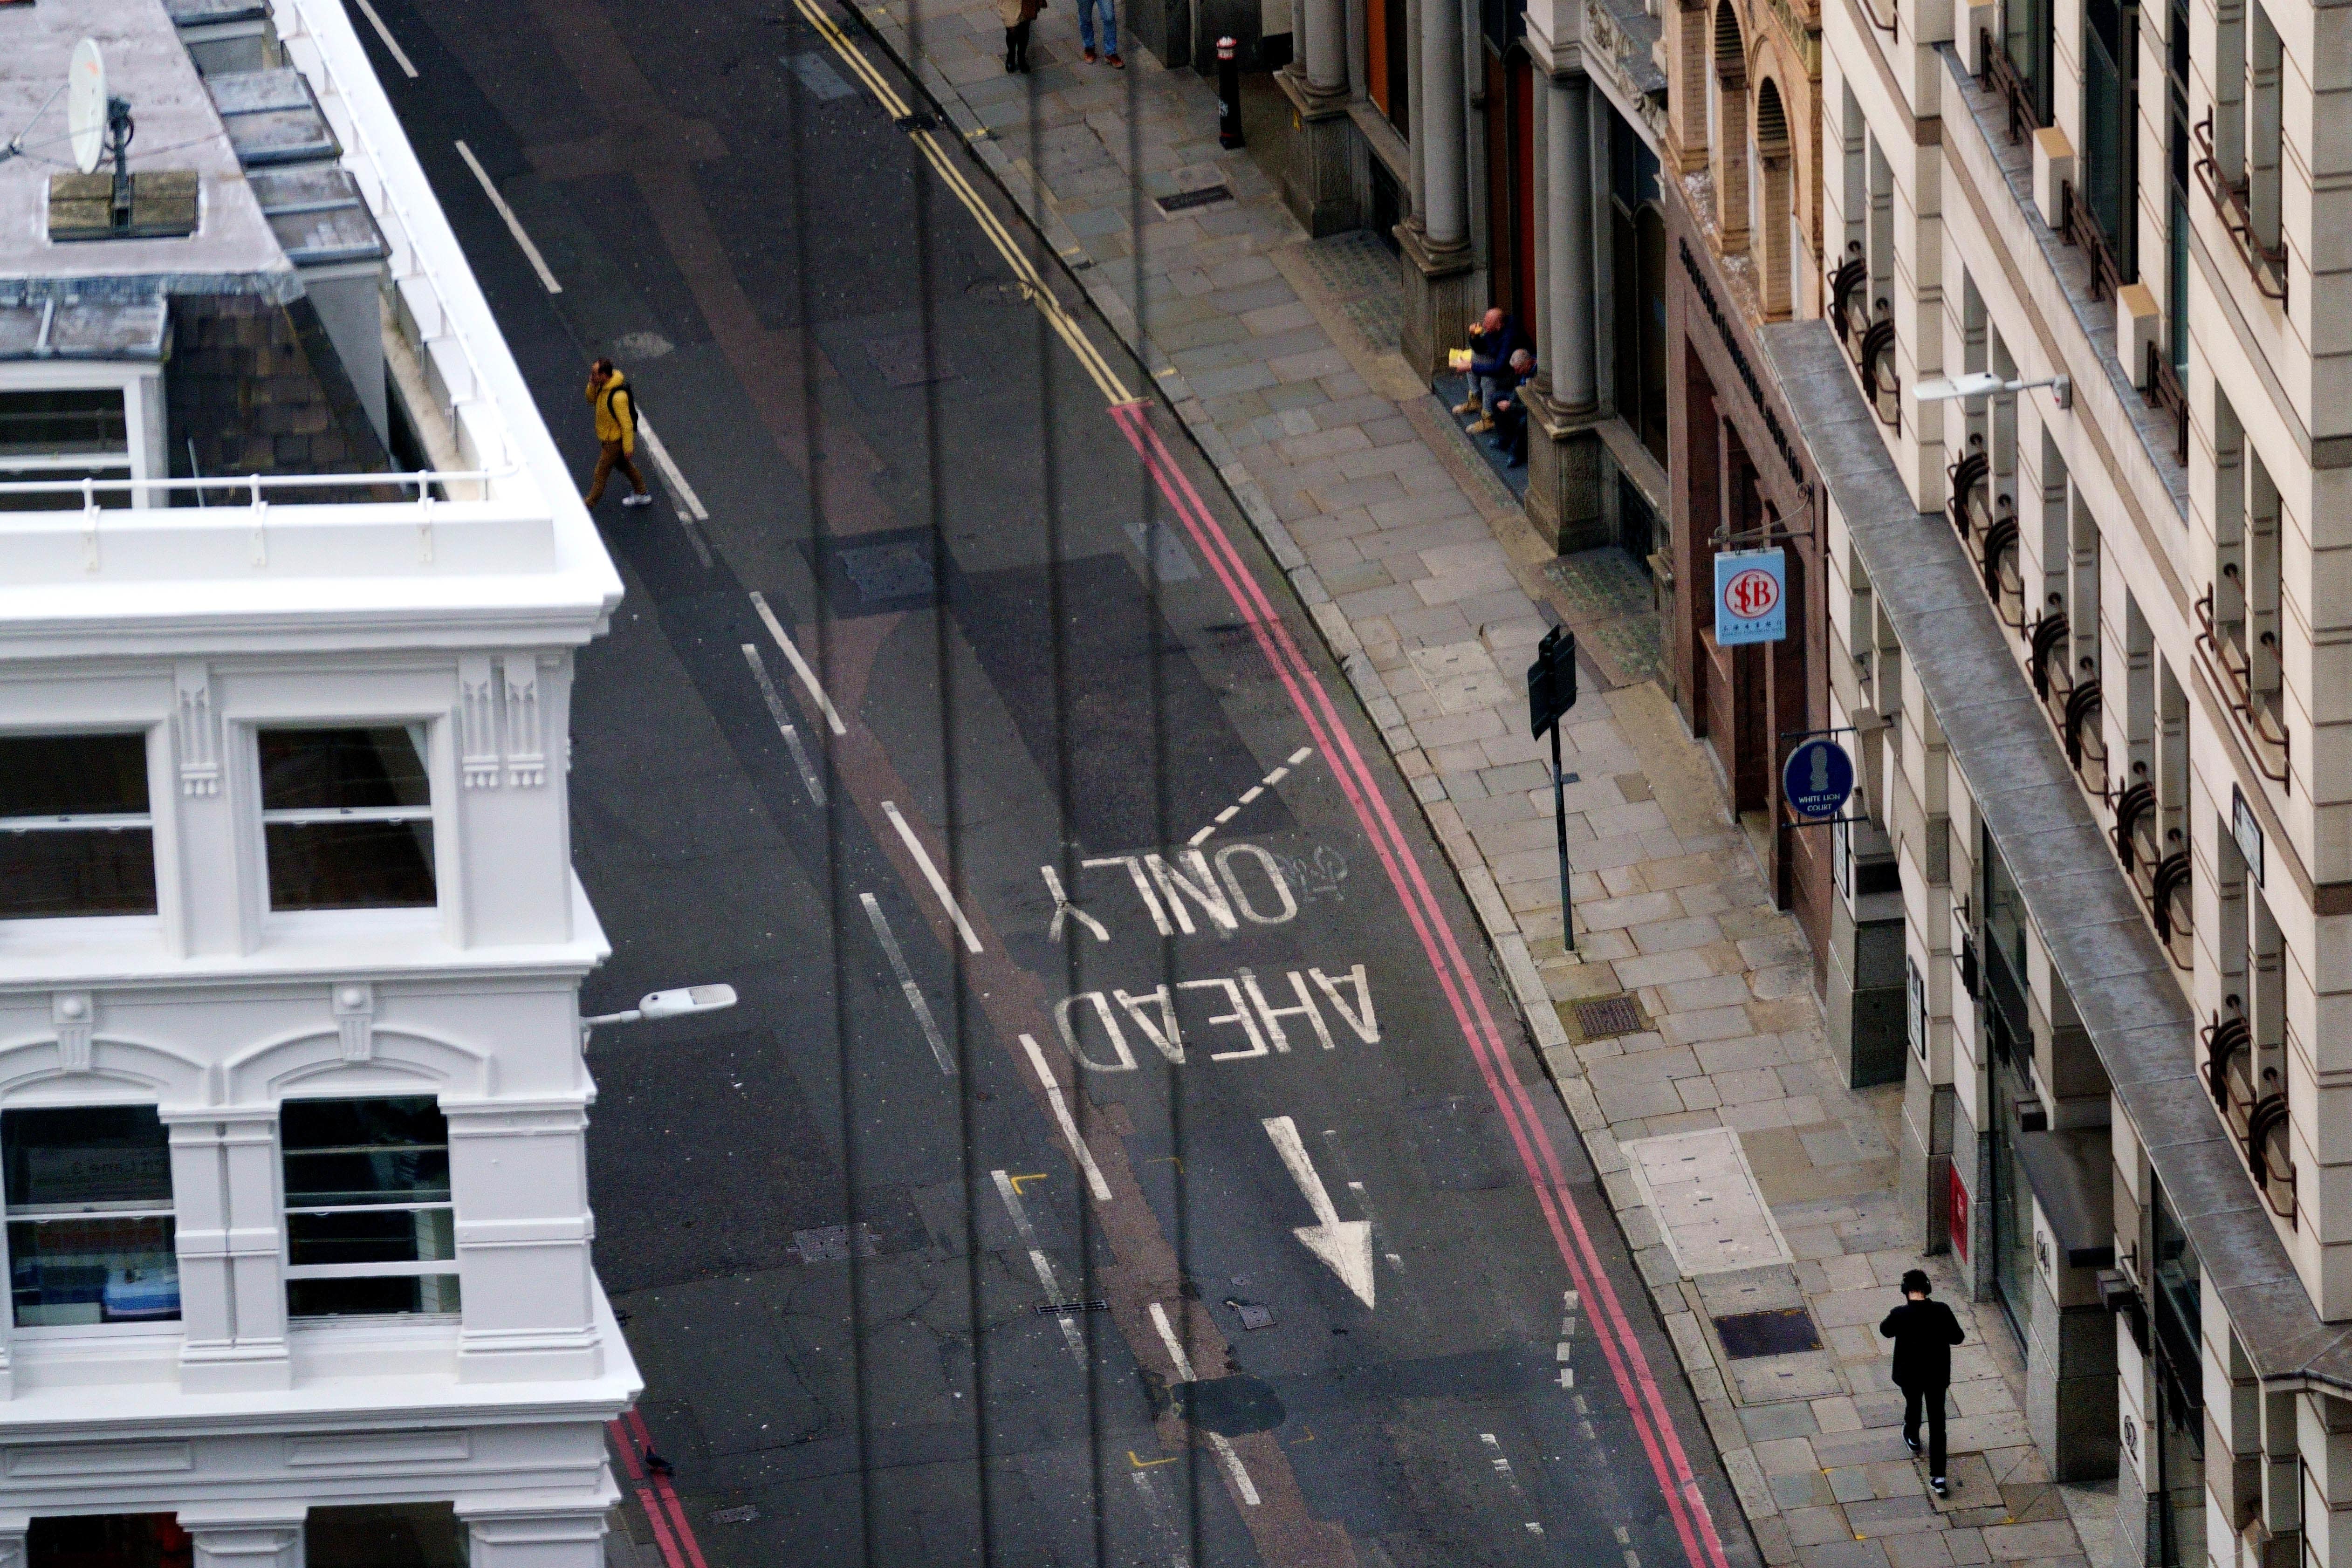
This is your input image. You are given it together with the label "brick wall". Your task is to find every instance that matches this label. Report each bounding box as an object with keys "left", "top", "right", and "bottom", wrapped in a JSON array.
[{"left": 168, "top": 293, "right": 391, "bottom": 486}]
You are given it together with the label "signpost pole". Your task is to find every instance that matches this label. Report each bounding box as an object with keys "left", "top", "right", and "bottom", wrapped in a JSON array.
[
  {"left": 1552, "top": 719, "right": 1573, "bottom": 954},
  {"left": 1527, "top": 625, "right": 1579, "bottom": 958}
]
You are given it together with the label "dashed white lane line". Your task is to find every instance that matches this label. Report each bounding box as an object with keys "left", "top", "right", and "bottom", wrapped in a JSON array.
[
  {"left": 1127, "top": 1471, "right": 1193, "bottom": 1568},
  {"left": 881, "top": 801, "right": 983, "bottom": 953},
  {"left": 636, "top": 417, "right": 707, "bottom": 520},
  {"left": 741, "top": 644, "right": 826, "bottom": 806},
  {"left": 1480, "top": 1433, "right": 1545, "bottom": 1539},
  {"left": 453, "top": 140, "right": 561, "bottom": 294},
  {"left": 1148, "top": 1302, "right": 1260, "bottom": 1506},
  {"left": 1019, "top": 1033, "right": 1113, "bottom": 1202},
  {"left": 860, "top": 892, "right": 955, "bottom": 1077},
  {"left": 748, "top": 591, "right": 849, "bottom": 735},
  {"left": 352, "top": 0, "right": 419, "bottom": 77},
  {"left": 993, "top": 1170, "right": 1086, "bottom": 1365},
  {"left": 1186, "top": 746, "right": 1314, "bottom": 848},
  {"left": 635, "top": 416, "right": 714, "bottom": 566}
]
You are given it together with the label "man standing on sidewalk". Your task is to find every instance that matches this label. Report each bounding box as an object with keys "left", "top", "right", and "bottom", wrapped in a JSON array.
[
  {"left": 583, "top": 358, "right": 653, "bottom": 510},
  {"left": 1880, "top": 1268, "right": 1965, "bottom": 1497}
]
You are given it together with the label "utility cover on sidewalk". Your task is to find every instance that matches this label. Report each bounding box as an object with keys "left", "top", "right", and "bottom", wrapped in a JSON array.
[
  {"left": 1710, "top": 1307, "right": 1822, "bottom": 1359},
  {"left": 1620, "top": 1127, "right": 1795, "bottom": 1276}
]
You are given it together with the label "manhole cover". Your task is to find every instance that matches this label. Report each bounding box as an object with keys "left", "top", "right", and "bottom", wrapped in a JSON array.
[
  {"left": 1712, "top": 1308, "right": 1823, "bottom": 1359},
  {"left": 1576, "top": 994, "right": 1643, "bottom": 1038},
  {"left": 837, "top": 541, "right": 935, "bottom": 603},
  {"left": 793, "top": 1223, "right": 879, "bottom": 1264},
  {"left": 966, "top": 277, "right": 1030, "bottom": 305},
  {"left": 1235, "top": 1303, "right": 1275, "bottom": 1330},
  {"left": 865, "top": 331, "right": 958, "bottom": 387},
  {"left": 1155, "top": 183, "right": 1234, "bottom": 215},
  {"left": 1170, "top": 1374, "right": 1285, "bottom": 1434},
  {"left": 707, "top": 1506, "right": 761, "bottom": 1526}
]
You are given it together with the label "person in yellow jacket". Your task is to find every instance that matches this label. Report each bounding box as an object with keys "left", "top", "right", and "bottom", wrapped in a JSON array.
[{"left": 583, "top": 359, "right": 653, "bottom": 509}]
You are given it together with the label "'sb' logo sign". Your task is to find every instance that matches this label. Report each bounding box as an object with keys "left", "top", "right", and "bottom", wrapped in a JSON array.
[
  {"left": 1714, "top": 548, "right": 1787, "bottom": 646},
  {"left": 1724, "top": 568, "right": 1779, "bottom": 619}
]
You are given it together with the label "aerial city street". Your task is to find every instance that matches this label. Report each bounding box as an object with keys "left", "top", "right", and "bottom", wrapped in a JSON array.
[{"left": 0, "top": 0, "right": 2337, "bottom": 1565}]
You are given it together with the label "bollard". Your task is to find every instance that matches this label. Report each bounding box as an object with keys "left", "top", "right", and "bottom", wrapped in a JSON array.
[{"left": 1217, "top": 36, "right": 1244, "bottom": 148}]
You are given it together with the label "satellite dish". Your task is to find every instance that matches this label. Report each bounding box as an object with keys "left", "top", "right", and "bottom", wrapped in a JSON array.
[{"left": 67, "top": 39, "right": 106, "bottom": 176}]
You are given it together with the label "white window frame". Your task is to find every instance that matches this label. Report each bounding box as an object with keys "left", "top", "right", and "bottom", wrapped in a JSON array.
[
  {"left": 252, "top": 722, "right": 439, "bottom": 920},
  {"left": 0, "top": 363, "right": 165, "bottom": 505},
  {"left": 279, "top": 1095, "right": 460, "bottom": 1320},
  {"left": 0, "top": 726, "right": 159, "bottom": 923},
  {"left": 0, "top": 1100, "right": 182, "bottom": 1337}
]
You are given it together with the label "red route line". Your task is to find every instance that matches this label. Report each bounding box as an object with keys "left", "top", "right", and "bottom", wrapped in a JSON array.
[
  {"left": 609, "top": 1413, "right": 711, "bottom": 1568},
  {"left": 1111, "top": 401, "right": 1735, "bottom": 1568}
]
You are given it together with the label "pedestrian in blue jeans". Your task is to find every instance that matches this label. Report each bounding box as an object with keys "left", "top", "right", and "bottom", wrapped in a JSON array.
[{"left": 1077, "top": 0, "right": 1121, "bottom": 66}]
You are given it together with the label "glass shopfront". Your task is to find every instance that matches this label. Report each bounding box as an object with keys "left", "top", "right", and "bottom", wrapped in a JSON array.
[
  {"left": 1981, "top": 829, "right": 2038, "bottom": 1346},
  {"left": 2149, "top": 1181, "right": 2204, "bottom": 1568}
]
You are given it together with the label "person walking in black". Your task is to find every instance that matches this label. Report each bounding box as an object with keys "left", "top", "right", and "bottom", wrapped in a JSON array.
[{"left": 1880, "top": 1268, "right": 1965, "bottom": 1495}]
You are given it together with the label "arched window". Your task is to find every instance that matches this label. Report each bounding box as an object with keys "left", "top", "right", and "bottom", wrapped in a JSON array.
[
  {"left": 1754, "top": 78, "right": 1794, "bottom": 316},
  {"left": 1711, "top": 1, "right": 1750, "bottom": 247}
]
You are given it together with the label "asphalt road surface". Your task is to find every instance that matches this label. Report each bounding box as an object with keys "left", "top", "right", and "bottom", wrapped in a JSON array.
[{"left": 353, "top": 2, "right": 1761, "bottom": 1564}]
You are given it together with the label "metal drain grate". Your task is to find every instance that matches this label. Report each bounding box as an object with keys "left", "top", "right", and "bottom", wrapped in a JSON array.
[
  {"left": 1155, "top": 183, "right": 1234, "bottom": 215},
  {"left": 793, "top": 1223, "right": 879, "bottom": 1264},
  {"left": 1712, "top": 1308, "right": 1823, "bottom": 1359},
  {"left": 836, "top": 541, "right": 935, "bottom": 603},
  {"left": 1576, "top": 994, "right": 1643, "bottom": 1038}
]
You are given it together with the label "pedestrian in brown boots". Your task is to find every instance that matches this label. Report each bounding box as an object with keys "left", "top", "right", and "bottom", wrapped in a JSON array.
[
  {"left": 583, "top": 358, "right": 652, "bottom": 510},
  {"left": 1001, "top": 0, "right": 1042, "bottom": 70}
]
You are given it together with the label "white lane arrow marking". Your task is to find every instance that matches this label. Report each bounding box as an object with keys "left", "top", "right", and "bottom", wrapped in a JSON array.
[{"left": 1262, "top": 1116, "right": 1375, "bottom": 1308}]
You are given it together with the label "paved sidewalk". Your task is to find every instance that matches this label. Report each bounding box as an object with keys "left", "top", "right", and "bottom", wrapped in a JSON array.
[{"left": 846, "top": 8, "right": 2112, "bottom": 1564}]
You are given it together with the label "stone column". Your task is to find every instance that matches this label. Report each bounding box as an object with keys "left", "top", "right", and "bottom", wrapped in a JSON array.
[
  {"left": 1527, "top": 74, "right": 1609, "bottom": 551},
  {"left": 1547, "top": 75, "right": 1596, "bottom": 412},
  {"left": 459, "top": 1503, "right": 610, "bottom": 1568},
  {"left": 1530, "top": 73, "right": 1552, "bottom": 366},
  {"left": 181, "top": 1507, "right": 306, "bottom": 1568},
  {"left": 1399, "top": 0, "right": 1475, "bottom": 374},
  {"left": 170, "top": 1108, "right": 291, "bottom": 1394},
  {"left": 1277, "top": 0, "right": 1359, "bottom": 234},
  {"left": 447, "top": 1099, "right": 604, "bottom": 1384},
  {"left": 1404, "top": 0, "right": 1426, "bottom": 220}
]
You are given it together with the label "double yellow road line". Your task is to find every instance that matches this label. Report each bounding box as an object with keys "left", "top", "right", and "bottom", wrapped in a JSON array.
[{"left": 790, "top": 0, "right": 1138, "bottom": 407}]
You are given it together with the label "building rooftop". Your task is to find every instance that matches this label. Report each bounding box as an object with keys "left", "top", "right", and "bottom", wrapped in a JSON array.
[
  {"left": 0, "top": 0, "right": 292, "bottom": 299},
  {"left": 0, "top": 0, "right": 622, "bottom": 657}
]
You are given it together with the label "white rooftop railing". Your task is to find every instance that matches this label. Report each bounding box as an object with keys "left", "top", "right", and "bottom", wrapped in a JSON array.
[
  {"left": 0, "top": 470, "right": 514, "bottom": 504},
  {"left": 0, "top": 468, "right": 553, "bottom": 582},
  {"left": 258, "top": 0, "right": 618, "bottom": 612}
]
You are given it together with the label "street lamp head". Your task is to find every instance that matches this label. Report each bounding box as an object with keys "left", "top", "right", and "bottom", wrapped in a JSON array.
[
  {"left": 1913, "top": 371, "right": 2072, "bottom": 409},
  {"left": 579, "top": 983, "right": 740, "bottom": 1041},
  {"left": 636, "top": 984, "right": 738, "bottom": 1020}
]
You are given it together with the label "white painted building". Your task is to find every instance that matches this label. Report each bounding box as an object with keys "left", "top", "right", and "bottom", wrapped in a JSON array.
[{"left": 0, "top": 3, "right": 634, "bottom": 1568}]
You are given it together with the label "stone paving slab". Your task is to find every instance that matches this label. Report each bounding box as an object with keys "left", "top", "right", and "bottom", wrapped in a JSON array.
[{"left": 839, "top": 5, "right": 2112, "bottom": 1564}]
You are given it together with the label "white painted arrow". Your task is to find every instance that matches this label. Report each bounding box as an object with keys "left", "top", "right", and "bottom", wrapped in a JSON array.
[{"left": 1262, "top": 1116, "right": 1376, "bottom": 1308}]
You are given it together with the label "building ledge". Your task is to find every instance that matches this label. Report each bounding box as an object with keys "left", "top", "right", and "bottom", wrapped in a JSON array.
[
  {"left": 0, "top": 876, "right": 611, "bottom": 993},
  {"left": 1763, "top": 314, "right": 2352, "bottom": 1387}
]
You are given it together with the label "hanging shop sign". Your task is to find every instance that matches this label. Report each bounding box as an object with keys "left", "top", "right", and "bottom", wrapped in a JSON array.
[{"left": 1714, "top": 547, "right": 1787, "bottom": 645}]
